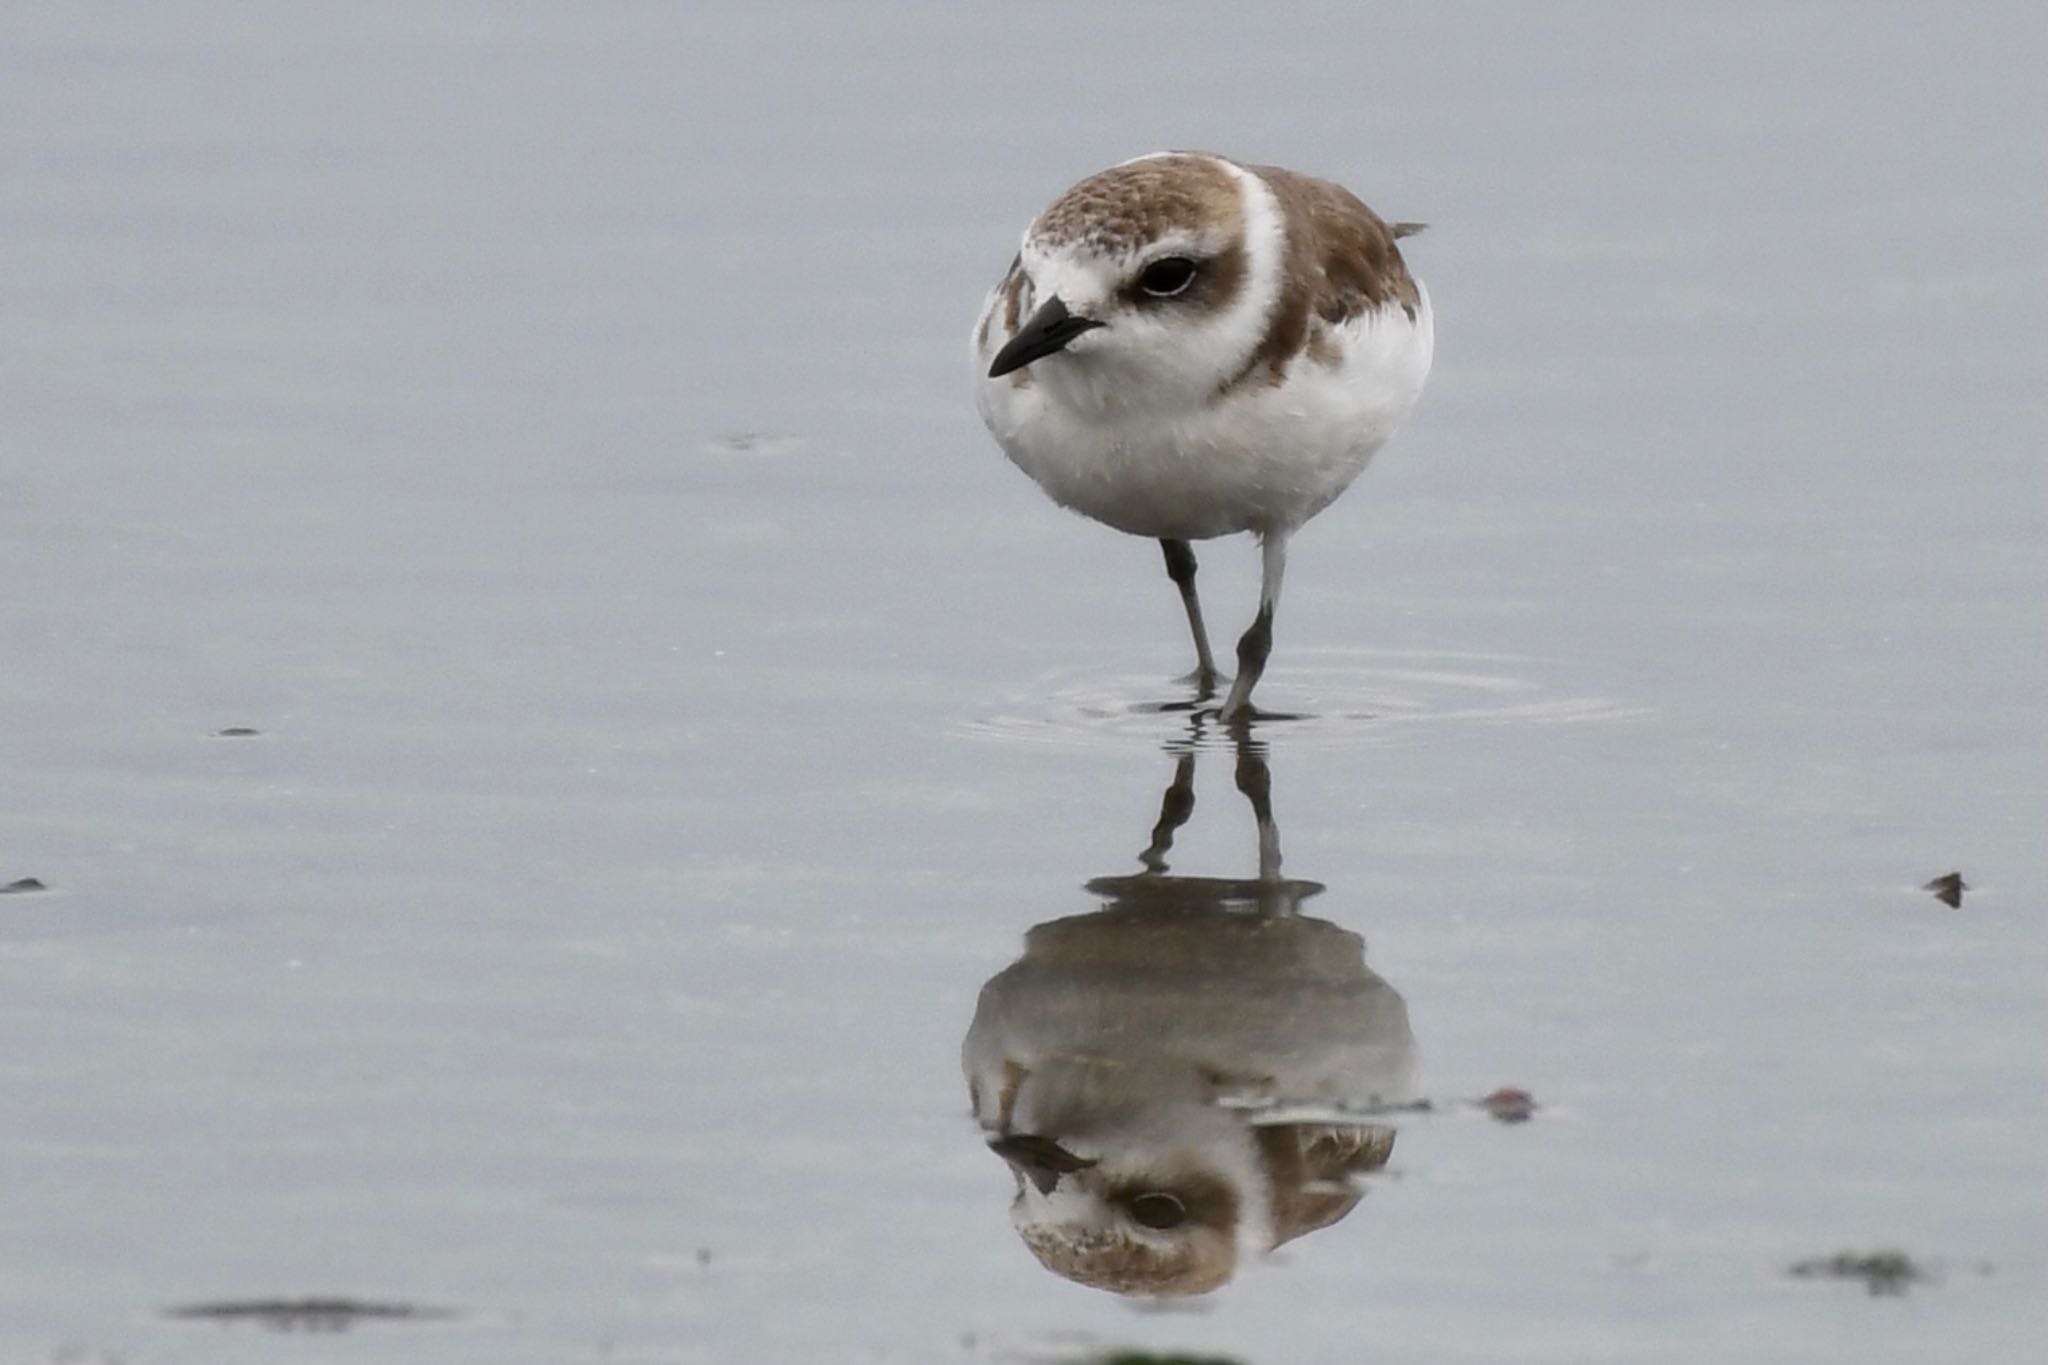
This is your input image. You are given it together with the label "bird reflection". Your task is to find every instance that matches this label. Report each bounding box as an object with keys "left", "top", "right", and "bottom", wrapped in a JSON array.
[{"left": 962, "top": 733, "right": 1419, "bottom": 1298}]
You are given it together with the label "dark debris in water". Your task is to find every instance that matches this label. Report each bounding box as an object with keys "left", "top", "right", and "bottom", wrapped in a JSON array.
[
  {"left": 163, "top": 1297, "right": 458, "bottom": 1331},
  {"left": 1097, "top": 1354, "right": 1245, "bottom": 1365},
  {"left": 1922, "top": 871, "right": 1967, "bottom": 908},
  {"left": 210, "top": 726, "right": 263, "bottom": 738},
  {"left": 1479, "top": 1086, "right": 1537, "bottom": 1123},
  {"left": 703, "top": 432, "right": 808, "bottom": 458},
  {"left": 1787, "top": 1248, "right": 1930, "bottom": 1296},
  {"left": 2, "top": 877, "right": 48, "bottom": 894}
]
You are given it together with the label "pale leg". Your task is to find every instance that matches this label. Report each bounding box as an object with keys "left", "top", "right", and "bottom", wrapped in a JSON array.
[
  {"left": 1232, "top": 735, "right": 1301, "bottom": 917},
  {"left": 1232, "top": 738, "right": 1282, "bottom": 881},
  {"left": 1159, "top": 538, "right": 1219, "bottom": 692},
  {"left": 1217, "top": 531, "right": 1288, "bottom": 722}
]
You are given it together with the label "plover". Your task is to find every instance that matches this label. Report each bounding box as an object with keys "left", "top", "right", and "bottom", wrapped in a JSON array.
[{"left": 971, "top": 152, "right": 1433, "bottom": 720}]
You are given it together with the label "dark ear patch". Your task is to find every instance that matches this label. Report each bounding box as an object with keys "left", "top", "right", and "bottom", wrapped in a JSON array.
[
  {"left": 1106, "top": 1169, "right": 1241, "bottom": 1233},
  {"left": 1121, "top": 239, "right": 1248, "bottom": 313}
]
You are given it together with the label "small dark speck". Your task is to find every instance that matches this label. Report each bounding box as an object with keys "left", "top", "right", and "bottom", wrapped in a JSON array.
[
  {"left": 1922, "top": 872, "right": 1967, "bottom": 908},
  {"left": 2, "top": 877, "right": 47, "bottom": 894},
  {"left": 695, "top": 1247, "right": 712, "bottom": 1267},
  {"left": 211, "top": 727, "right": 263, "bottom": 738}
]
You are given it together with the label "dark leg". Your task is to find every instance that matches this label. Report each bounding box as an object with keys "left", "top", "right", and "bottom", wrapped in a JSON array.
[{"left": 1159, "top": 538, "right": 1219, "bottom": 693}]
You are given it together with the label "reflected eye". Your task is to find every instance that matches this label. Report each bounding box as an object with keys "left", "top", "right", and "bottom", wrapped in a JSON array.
[
  {"left": 1128, "top": 1191, "right": 1188, "bottom": 1230},
  {"left": 1136, "top": 257, "right": 1199, "bottom": 297}
]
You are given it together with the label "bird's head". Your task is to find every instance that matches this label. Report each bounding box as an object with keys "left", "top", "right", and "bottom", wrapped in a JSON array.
[{"left": 980, "top": 153, "right": 1284, "bottom": 411}]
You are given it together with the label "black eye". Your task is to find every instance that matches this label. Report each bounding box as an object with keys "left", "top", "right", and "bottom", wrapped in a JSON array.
[
  {"left": 1128, "top": 1192, "right": 1188, "bottom": 1230},
  {"left": 1137, "top": 257, "right": 1199, "bottom": 297}
]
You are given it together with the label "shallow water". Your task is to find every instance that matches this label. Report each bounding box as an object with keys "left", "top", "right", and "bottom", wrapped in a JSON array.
[{"left": 3, "top": 4, "right": 2044, "bottom": 1363}]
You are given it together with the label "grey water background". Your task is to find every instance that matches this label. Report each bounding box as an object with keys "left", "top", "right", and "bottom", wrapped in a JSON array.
[{"left": 3, "top": 2, "right": 2043, "bottom": 1362}]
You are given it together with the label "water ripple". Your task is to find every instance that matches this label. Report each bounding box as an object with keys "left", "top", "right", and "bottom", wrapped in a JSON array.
[{"left": 959, "top": 648, "right": 1648, "bottom": 751}]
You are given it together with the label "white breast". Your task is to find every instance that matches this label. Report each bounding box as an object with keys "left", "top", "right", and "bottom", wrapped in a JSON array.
[{"left": 971, "top": 284, "right": 1434, "bottom": 542}]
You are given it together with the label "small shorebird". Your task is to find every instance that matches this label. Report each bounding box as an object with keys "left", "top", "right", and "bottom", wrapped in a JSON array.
[{"left": 971, "top": 152, "right": 1433, "bottom": 720}]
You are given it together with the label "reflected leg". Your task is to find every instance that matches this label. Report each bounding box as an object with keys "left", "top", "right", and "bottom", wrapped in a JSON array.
[
  {"left": 1137, "top": 750, "right": 1198, "bottom": 873},
  {"left": 1232, "top": 738, "right": 1284, "bottom": 885}
]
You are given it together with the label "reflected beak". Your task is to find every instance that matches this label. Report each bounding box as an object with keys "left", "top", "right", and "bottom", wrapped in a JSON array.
[
  {"left": 987, "top": 1133, "right": 1097, "bottom": 1195},
  {"left": 987, "top": 297, "right": 1105, "bottom": 378}
]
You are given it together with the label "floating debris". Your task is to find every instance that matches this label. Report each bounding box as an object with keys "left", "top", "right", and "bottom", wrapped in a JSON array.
[
  {"left": 2, "top": 877, "right": 47, "bottom": 894},
  {"left": 1479, "top": 1087, "right": 1537, "bottom": 1124},
  {"left": 1787, "top": 1248, "right": 1930, "bottom": 1296},
  {"left": 1097, "top": 1353, "right": 1245, "bottom": 1365},
  {"left": 163, "top": 1298, "right": 457, "bottom": 1331},
  {"left": 210, "top": 726, "right": 263, "bottom": 738},
  {"left": 1922, "top": 872, "right": 1967, "bottom": 909},
  {"left": 702, "top": 432, "right": 808, "bottom": 459}
]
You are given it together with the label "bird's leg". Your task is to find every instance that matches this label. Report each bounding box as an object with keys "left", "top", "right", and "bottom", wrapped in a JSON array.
[
  {"left": 1232, "top": 737, "right": 1283, "bottom": 883},
  {"left": 1137, "top": 750, "right": 1198, "bottom": 873},
  {"left": 1159, "top": 538, "right": 1219, "bottom": 694},
  {"left": 1232, "top": 733, "right": 1299, "bottom": 917},
  {"left": 1217, "top": 532, "right": 1288, "bottom": 722}
]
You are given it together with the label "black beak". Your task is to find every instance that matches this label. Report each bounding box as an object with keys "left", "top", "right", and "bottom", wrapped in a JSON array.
[
  {"left": 987, "top": 1133, "right": 1097, "bottom": 1195},
  {"left": 987, "top": 297, "right": 1105, "bottom": 378}
]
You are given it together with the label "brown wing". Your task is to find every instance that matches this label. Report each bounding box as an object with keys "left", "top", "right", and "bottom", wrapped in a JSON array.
[{"left": 1223, "top": 164, "right": 1422, "bottom": 392}]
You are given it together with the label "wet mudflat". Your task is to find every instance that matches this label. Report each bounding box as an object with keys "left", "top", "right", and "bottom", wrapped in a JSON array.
[{"left": 2, "top": 4, "right": 2043, "bottom": 1363}]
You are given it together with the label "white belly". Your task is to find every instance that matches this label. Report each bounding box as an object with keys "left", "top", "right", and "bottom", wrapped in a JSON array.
[{"left": 974, "top": 288, "right": 1433, "bottom": 541}]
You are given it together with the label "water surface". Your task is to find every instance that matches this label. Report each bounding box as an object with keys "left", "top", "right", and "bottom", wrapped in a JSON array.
[{"left": 3, "top": 4, "right": 2043, "bottom": 1362}]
